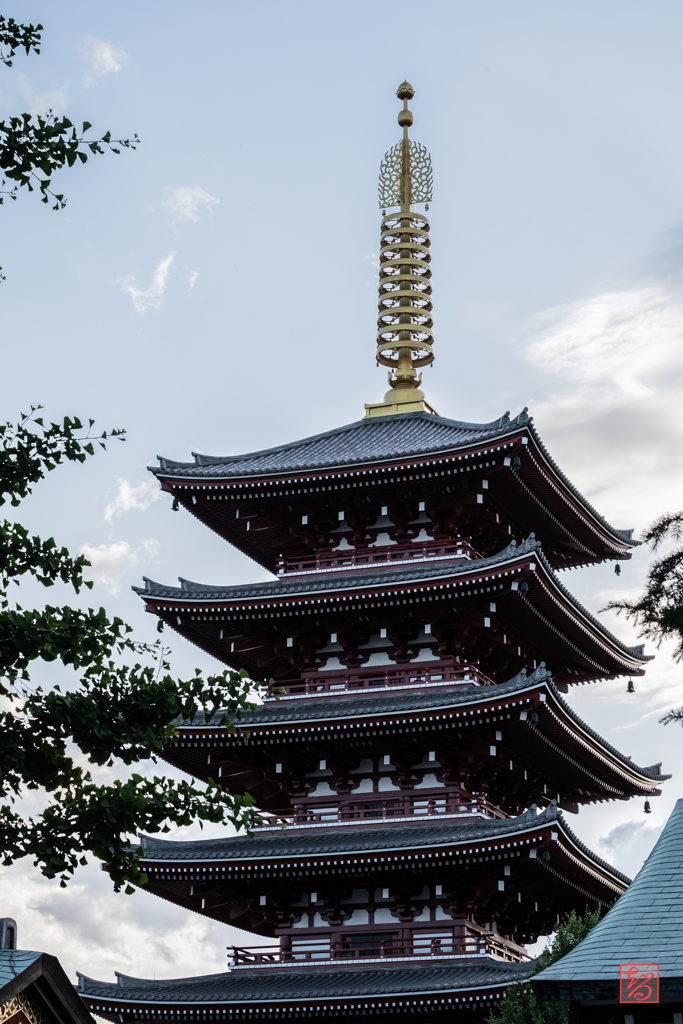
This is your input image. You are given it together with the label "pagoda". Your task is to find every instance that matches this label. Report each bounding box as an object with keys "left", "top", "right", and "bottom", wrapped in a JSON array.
[{"left": 78, "top": 83, "right": 668, "bottom": 1024}]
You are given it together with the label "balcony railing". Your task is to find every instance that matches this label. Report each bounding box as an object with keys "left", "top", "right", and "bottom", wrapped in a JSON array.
[
  {"left": 256, "top": 795, "right": 508, "bottom": 830},
  {"left": 277, "top": 540, "right": 478, "bottom": 577},
  {"left": 267, "top": 664, "right": 494, "bottom": 700},
  {"left": 228, "top": 931, "right": 529, "bottom": 970}
]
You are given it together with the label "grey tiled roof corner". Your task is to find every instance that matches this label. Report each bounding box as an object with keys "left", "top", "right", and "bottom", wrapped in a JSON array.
[
  {"left": 77, "top": 958, "right": 532, "bottom": 1003},
  {"left": 152, "top": 410, "right": 525, "bottom": 479},
  {"left": 548, "top": 683, "right": 669, "bottom": 782},
  {"left": 0, "top": 948, "right": 42, "bottom": 989},
  {"left": 533, "top": 796, "right": 683, "bottom": 987},
  {"left": 133, "top": 803, "right": 631, "bottom": 886}
]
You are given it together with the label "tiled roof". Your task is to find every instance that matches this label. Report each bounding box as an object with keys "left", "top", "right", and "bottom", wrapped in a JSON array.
[
  {"left": 150, "top": 410, "right": 636, "bottom": 548},
  {"left": 0, "top": 949, "right": 41, "bottom": 989},
  {"left": 534, "top": 797, "right": 683, "bottom": 984},
  {"left": 135, "top": 805, "right": 630, "bottom": 885},
  {"left": 153, "top": 411, "right": 525, "bottom": 480},
  {"left": 78, "top": 959, "right": 532, "bottom": 1003},
  {"left": 133, "top": 537, "right": 649, "bottom": 666},
  {"left": 182, "top": 665, "right": 666, "bottom": 784}
]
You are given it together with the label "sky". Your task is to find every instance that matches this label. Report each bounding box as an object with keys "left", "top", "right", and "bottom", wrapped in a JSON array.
[{"left": 2, "top": 0, "right": 683, "bottom": 986}]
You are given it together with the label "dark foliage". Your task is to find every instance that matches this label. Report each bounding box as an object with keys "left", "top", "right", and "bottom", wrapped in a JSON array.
[
  {"left": 1, "top": 409, "right": 267, "bottom": 892},
  {"left": 0, "top": 15, "right": 41, "bottom": 67}
]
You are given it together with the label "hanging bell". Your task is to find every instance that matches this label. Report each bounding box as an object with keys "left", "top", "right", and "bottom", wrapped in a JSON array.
[
  {"left": 529, "top": 711, "right": 539, "bottom": 726},
  {"left": 157, "top": 619, "right": 165, "bottom": 633},
  {"left": 541, "top": 850, "right": 550, "bottom": 864},
  {"left": 644, "top": 800, "right": 651, "bottom": 814},
  {"left": 614, "top": 564, "right": 621, "bottom": 576},
  {"left": 627, "top": 679, "right": 635, "bottom": 693},
  {"left": 519, "top": 580, "right": 529, "bottom": 596},
  {"left": 512, "top": 456, "right": 522, "bottom": 470},
  {"left": 172, "top": 497, "right": 180, "bottom": 511}
]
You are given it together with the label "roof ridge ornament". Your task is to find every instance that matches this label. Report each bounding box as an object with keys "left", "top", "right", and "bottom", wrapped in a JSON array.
[{"left": 365, "top": 83, "right": 440, "bottom": 420}]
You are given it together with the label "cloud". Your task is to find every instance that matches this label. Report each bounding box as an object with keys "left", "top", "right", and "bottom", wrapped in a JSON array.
[
  {"left": 524, "top": 286, "right": 683, "bottom": 426},
  {"left": 80, "top": 539, "right": 159, "bottom": 595},
  {"left": 595, "top": 818, "right": 665, "bottom": 878},
  {"left": 0, "top": 855, "right": 253, "bottom": 984},
  {"left": 81, "top": 38, "right": 128, "bottom": 87},
  {"left": 162, "top": 187, "right": 219, "bottom": 224},
  {"left": 188, "top": 271, "right": 199, "bottom": 292},
  {"left": 119, "top": 252, "right": 174, "bottom": 314},
  {"left": 520, "top": 283, "right": 683, "bottom": 530},
  {"left": 16, "top": 73, "right": 68, "bottom": 115},
  {"left": 104, "top": 478, "right": 161, "bottom": 523}
]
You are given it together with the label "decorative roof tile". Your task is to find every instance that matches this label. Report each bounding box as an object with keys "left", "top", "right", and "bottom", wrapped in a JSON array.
[{"left": 0, "top": 949, "right": 42, "bottom": 988}]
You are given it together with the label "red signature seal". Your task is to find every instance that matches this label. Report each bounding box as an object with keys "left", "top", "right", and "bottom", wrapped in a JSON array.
[{"left": 620, "top": 965, "right": 659, "bottom": 1003}]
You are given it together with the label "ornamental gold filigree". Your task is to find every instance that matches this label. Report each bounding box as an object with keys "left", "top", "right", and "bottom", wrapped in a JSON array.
[
  {"left": 406, "top": 141, "right": 433, "bottom": 205},
  {"left": 378, "top": 140, "right": 433, "bottom": 209},
  {"left": 0, "top": 991, "right": 48, "bottom": 1024}
]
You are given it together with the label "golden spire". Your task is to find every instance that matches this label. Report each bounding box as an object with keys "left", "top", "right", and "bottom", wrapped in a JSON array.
[{"left": 365, "top": 81, "right": 439, "bottom": 418}]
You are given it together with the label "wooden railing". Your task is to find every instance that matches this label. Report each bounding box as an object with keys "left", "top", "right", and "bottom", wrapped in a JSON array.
[
  {"left": 277, "top": 540, "right": 478, "bottom": 576},
  {"left": 228, "top": 930, "right": 529, "bottom": 969},
  {"left": 268, "top": 664, "right": 494, "bottom": 700},
  {"left": 255, "top": 795, "right": 508, "bottom": 829}
]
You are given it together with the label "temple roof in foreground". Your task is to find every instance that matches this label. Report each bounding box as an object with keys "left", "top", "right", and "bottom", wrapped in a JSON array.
[
  {"left": 533, "top": 796, "right": 683, "bottom": 1002},
  {"left": 0, "top": 948, "right": 94, "bottom": 1024},
  {"left": 78, "top": 959, "right": 531, "bottom": 1005}
]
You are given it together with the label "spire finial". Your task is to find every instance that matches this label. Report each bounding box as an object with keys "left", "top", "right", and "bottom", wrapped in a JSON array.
[{"left": 365, "top": 83, "right": 437, "bottom": 418}]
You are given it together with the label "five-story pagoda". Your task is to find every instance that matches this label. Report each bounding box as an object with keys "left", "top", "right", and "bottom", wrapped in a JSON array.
[{"left": 78, "top": 84, "right": 668, "bottom": 1024}]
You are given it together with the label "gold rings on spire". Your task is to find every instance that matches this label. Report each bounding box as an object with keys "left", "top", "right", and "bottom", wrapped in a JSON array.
[
  {"left": 377, "top": 209, "right": 434, "bottom": 381},
  {"left": 365, "top": 82, "right": 439, "bottom": 418}
]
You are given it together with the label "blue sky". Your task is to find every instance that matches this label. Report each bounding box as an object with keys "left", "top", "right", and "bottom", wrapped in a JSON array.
[{"left": 2, "top": 0, "right": 683, "bottom": 983}]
